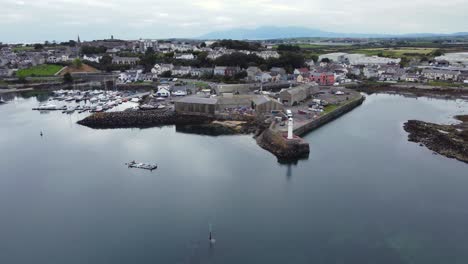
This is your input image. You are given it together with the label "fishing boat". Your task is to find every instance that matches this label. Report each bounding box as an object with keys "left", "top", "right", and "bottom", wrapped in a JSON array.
[{"left": 126, "top": 161, "right": 158, "bottom": 171}]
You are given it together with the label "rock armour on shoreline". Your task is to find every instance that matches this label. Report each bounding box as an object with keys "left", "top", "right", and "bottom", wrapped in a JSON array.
[{"left": 77, "top": 110, "right": 213, "bottom": 129}]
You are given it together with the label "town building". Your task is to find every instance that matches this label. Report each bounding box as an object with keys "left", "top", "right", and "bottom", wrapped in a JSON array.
[
  {"left": 422, "top": 68, "right": 461, "bottom": 81},
  {"left": 175, "top": 96, "right": 218, "bottom": 117},
  {"left": 112, "top": 56, "right": 140, "bottom": 65},
  {"left": 310, "top": 72, "right": 335, "bottom": 85},
  {"left": 279, "top": 85, "right": 310, "bottom": 106}
]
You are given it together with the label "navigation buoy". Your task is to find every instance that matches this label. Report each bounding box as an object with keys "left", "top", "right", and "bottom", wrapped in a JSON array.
[{"left": 209, "top": 224, "right": 216, "bottom": 244}]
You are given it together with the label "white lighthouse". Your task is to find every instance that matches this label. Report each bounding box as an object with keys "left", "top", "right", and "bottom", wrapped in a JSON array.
[{"left": 287, "top": 117, "right": 294, "bottom": 139}]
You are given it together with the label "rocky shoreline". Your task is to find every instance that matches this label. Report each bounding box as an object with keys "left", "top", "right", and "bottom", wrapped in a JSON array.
[
  {"left": 403, "top": 115, "right": 468, "bottom": 164},
  {"left": 175, "top": 120, "right": 262, "bottom": 136},
  {"left": 352, "top": 84, "right": 468, "bottom": 99}
]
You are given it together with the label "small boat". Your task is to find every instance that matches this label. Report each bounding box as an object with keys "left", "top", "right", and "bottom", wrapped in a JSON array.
[
  {"left": 0, "top": 99, "right": 5, "bottom": 104},
  {"left": 33, "top": 103, "right": 58, "bottom": 110},
  {"left": 172, "top": 90, "right": 187, "bottom": 96},
  {"left": 64, "top": 96, "right": 74, "bottom": 102},
  {"left": 139, "top": 104, "right": 157, "bottom": 110},
  {"left": 126, "top": 161, "right": 158, "bottom": 171},
  {"left": 62, "top": 106, "right": 76, "bottom": 114},
  {"left": 130, "top": 97, "right": 140, "bottom": 103},
  {"left": 94, "top": 106, "right": 103, "bottom": 112}
]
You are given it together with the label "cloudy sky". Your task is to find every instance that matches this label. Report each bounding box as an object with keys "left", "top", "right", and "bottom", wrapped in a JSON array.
[{"left": 1, "top": 0, "right": 467, "bottom": 43}]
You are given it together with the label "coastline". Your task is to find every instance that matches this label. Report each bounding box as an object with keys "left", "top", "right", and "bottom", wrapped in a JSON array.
[{"left": 404, "top": 115, "right": 468, "bottom": 164}]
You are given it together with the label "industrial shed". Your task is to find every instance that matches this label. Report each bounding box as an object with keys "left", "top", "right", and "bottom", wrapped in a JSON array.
[
  {"left": 279, "top": 86, "right": 310, "bottom": 106},
  {"left": 175, "top": 97, "right": 218, "bottom": 117},
  {"left": 252, "top": 95, "right": 284, "bottom": 114}
]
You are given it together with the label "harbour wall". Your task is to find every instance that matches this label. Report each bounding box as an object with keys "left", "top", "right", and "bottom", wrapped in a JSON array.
[{"left": 293, "top": 95, "right": 365, "bottom": 137}]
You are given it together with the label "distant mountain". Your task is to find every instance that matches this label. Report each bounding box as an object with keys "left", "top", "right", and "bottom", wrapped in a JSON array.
[{"left": 199, "top": 26, "right": 468, "bottom": 40}]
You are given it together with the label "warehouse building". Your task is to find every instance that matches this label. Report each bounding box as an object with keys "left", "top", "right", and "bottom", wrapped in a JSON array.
[{"left": 175, "top": 97, "right": 218, "bottom": 117}]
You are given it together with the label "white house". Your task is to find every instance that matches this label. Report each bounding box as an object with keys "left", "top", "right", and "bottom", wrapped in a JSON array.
[
  {"left": 156, "top": 87, "right": 171, "bottom": 97},
  {"left": 83, "top": 54, "right": 102, "bottom": 63},
  {"left": 172, "top": 66, "right": 192, "bottom": 76},
  {"left": 174, "top": 53, "right": 195, "bottom": 60},
  {"left": 255, "top": 72, "right": 273, "bottom": 83},
  {"left": 254, "top": 51, "right": 280, "bottom": 60},
  {"left": 152, "top": 63, "right": 174, "bottom": 74}
]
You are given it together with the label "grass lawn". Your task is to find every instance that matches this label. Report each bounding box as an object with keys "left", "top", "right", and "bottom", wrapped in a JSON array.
[
  {"left": 186, "top": 81, "right": 210, "bottom": 89},
  {"left": 323, "top": 104, "right": 340, "bottom": 114},
  {"left": 16, "top": 64, "right": 63, "bottom": 78},
  {"left": 428, "top": 81, "right": 468, "bottom": 88}
]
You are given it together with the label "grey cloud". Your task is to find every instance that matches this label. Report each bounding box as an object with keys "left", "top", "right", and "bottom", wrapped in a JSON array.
[{"left": 0, "top": 0, "right": 467, "bottom": 43}]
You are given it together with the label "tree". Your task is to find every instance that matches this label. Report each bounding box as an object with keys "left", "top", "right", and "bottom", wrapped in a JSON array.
[
  {"left": 99, "top": 54, "right": 113, "bottom": 72},
  {"left": 63, "top": 73, "right": 73, "bottom": 83},
  {"left": 214, "top": 52, "right": 265, "bottom": 68},
  {"left": 160, "top": 71, "right": 172, "bottom": 78},
  {"left": 277, "top": 44, "right": 301, "bottom": 52},
  {"left": 34, "top": 44, "right": 44, "bottom": 50},
  {"left": 81, "top": 45, "right": 107, "bottom": 55},
  {"left": 399, "top": 57, "right": 410, "bottom": 68},
  {"left": 310, "top": 55, "right": 318, "bottom": 63},
  {"left": 200, "top": 42, "right": 206, "bottom": 48},
  {"left": 321, "top": 58, "right": 330, "bottom": 63},
  {"left": 432, "top": 50, "right": 443, "bottom": 57},
  {"left": 210, "top": 39, "right": 261, "bottom": 51},
  {"left": 72, "top": 58, "right": 83, "bottom": 68},
  {"left": 234, "top": 71, "right": 247, "bottom": 79}
]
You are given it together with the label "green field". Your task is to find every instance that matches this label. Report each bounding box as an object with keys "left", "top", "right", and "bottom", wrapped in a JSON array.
[
  {"left": 16, "top": 64, "right": 63, "bottom": 78},
  {"left": 12, "top": 46, "right": 34, "bottom": 52},
  {"left": 348, "top": 47, "right": 436, "bottom": 58}
]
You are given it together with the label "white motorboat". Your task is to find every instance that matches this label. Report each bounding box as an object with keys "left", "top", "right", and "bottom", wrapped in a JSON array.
[
  {"left": 62, "top": 106, "right": 76, "bottom": 114},
  {"left": 172, "top": 90, "right": 187, "bottom": 96},
  {"left": 139, "top": 104, "right": 157, "bottom": 110},
  {"left": 130, "top": 97, "right": 140, "bottom": 103},
  {"left": 34, "top": 103, "right": 58, "bottom": 110}
]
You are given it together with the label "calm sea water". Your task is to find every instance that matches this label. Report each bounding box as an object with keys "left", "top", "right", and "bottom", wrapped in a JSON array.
[{"left": 0, "top": 93, "right": 467, "bottom": 264}]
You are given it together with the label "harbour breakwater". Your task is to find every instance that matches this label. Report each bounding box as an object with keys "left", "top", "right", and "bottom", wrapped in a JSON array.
[
  {"left": 256, "top": 95, "right": 365, "bottom": 161},
  {"left": 256, "top": 126, "right": 310, "bottom": 162},
  {"left": 77, "top": 110, "right": 213, "bottom": 129},
  {"left": 294, "top": 95, "right": 365, "bottom": 136}
]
